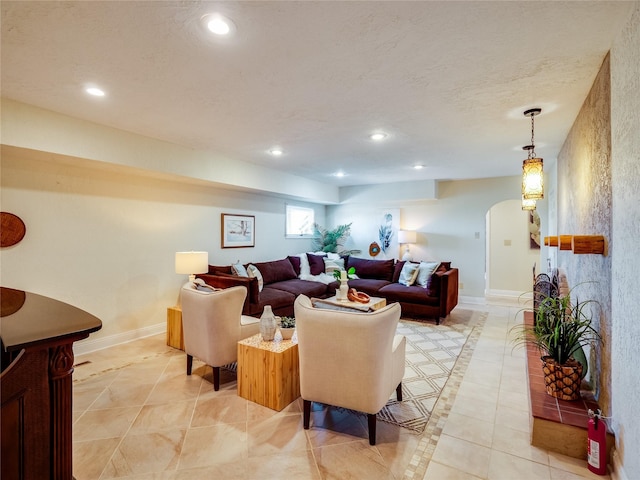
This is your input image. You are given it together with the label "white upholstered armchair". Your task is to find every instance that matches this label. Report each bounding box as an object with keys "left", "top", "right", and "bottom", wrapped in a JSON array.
[
  {"left": 181, "top": 284, "right": 260, "bottom": 390},
  {"left": 293, "top": 294, "right": 406, "bottom": 445}
]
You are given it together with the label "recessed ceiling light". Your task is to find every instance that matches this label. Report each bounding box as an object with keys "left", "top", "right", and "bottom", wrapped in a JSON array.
[
  {"left": 85, "top": 87, "right": 105, "bottom": 97},
  {"left": 202, "top": 13, "right": 235, "bottom": 36},
  {"left": 413, "top": 165, "right": 425, "bottom": 170},
  {"left": 370, "top": 132, "right": 387, "bottom": 141},
  {"left": 334, "top": 171, "right": 346, "bottom": 178},
  {"left": 269, "top": 148, "right": 283, "bottom": 156}
]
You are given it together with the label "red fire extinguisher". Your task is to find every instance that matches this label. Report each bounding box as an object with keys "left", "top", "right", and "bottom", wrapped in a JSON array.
[{"left": 587, "top": 409, "right": 607, "bottom": 475}]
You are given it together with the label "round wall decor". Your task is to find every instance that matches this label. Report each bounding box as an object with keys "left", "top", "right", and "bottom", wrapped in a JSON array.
[
  {"left": 1, "top": 212, "right": 26, "bottom": 247},
  {"left": 369, "top": 242, "right": 381, "bottom": 257}
]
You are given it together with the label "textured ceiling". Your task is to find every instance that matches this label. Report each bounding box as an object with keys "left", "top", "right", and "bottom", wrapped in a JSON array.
[{"left": 0, "top": 1, "right": 632, "bottom": 186}]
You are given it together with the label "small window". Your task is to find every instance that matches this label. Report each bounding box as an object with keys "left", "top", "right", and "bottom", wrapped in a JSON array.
[{"left": 285, "top": 205, "right": 314, "bottom": 238}]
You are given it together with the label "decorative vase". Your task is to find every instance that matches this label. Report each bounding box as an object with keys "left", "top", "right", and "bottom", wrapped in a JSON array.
[
  {"left": 336, "top": 270, "right": 349, "bottom": 302},
  {"left": 541, "top": 356, "right": 583, "bottom": 401},
  {"left": 260, "top": 305, "right": 277, "bottom": 341}
]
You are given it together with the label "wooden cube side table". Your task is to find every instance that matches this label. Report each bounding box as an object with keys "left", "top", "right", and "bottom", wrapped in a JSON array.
[
  {"left": 166, "top": 306, "right": 184, "bottom": 350},
  {"left": 237, "top": 334, "right": 300, "bottom": 411}
]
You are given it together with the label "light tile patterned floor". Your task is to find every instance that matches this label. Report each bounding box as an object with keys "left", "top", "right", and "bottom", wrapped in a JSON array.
[{"left": 72, "top": 302, "right": 610, "bottom": 479}]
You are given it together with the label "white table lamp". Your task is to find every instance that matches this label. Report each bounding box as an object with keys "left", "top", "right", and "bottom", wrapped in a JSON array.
[
  {"left": 397, "top": 230, "right": 417, "bottom": 261},
  {"left": 175, "top": 251, "right": 209, "bottom": 283}
]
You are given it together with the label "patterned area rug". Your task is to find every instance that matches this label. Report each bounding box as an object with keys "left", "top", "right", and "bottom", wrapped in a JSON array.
[{"left": 375, "top": 309, "right": 485, "bottom": 434}]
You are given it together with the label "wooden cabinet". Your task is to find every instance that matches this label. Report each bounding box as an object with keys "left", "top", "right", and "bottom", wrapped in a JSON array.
[{"left": 1, "top": 287, "right": 102, "bottom": 480}]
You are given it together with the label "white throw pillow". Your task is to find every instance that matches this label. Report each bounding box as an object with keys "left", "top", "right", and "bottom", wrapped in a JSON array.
[
  {"left": 192, "top": 278, "right": 219, "bottom": 293},
  {"left": 398, "top": 262, "right": 420, "bottom": 286},
  {"left": 297, "top": 253, "right": 311, "bottom": 277},
  {"left": 323, "top": 257, "right": 344, "bottom": 274},
  {"left": 415, "top": 262, "right": 440, "bottom": 287},
  {"left": 232, "top": 261, "right": 248, "bottom": 277},
  {"left": 247, "top": 264, "right": 264, "bottom": 291}
]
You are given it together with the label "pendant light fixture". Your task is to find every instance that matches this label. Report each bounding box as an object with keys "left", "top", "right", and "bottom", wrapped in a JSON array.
[
  {"left": 522, "top": 108, "right": 544, "bottom": 200},
  {"left": 521, "top": 196, "right": 537, "bottom": 211}
]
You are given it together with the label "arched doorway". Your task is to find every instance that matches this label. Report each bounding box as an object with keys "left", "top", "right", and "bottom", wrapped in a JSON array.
[{"left": 485, "top": 199, "right": 542, "bottom": 303}]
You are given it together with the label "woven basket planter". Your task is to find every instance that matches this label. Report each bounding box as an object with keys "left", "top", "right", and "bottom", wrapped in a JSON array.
[{"left": 541, "top": 356, "right": 583, "bottom": 401}]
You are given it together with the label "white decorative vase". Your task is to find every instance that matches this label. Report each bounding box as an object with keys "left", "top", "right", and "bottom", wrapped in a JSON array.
[
  {"left": 260, "top": 305, "right": 277, "bottom": 341},
  {"left": 336, "top": 270, "right": 349, "bottom": 302},
  {"left": 338, "top": 280, "right": 349, "bottom": 302}
]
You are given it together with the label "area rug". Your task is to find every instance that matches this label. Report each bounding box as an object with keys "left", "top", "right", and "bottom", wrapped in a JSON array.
[{"left": 374, "top": 308, "right": 487, "bottom": 434}]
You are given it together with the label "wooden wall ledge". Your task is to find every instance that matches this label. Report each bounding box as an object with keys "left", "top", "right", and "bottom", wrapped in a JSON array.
[{"left": 543, "top": 235, "right": 607, "bottom": 255}]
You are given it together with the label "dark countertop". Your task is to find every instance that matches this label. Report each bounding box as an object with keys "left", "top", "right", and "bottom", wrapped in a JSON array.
[{"left": 1, "top": 286, "right": 102, "bottom": 352}]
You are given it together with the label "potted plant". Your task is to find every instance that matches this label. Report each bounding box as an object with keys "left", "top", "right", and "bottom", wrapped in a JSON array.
[
  {"left": 513, "top": 288, "right": 601, "bottom": 400},
  {"left": 312, "top": 223, "right": 360, "bottom": 256},
  {"left": 279, "top": 316, "right": 296, "bottom": 340},
  {"left": 332, "top": 267, "right": 356, "bottom": 282}
]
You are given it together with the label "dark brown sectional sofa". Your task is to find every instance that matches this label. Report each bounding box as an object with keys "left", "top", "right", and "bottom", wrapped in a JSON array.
[{"left": 197, "top": 254, "right": 458, "bottom": 324}]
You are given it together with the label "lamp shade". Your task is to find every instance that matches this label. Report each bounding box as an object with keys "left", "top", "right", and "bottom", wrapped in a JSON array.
[
  {"left": 522, "top": 158, "right": 544, "bottom": 200},
  {"left": 397, "top": 230, "right": 417, "bottom": 244},
  {"left": 175, "top": 251, "right": 209, "bottom": 275},
  {"left": 521, "top": 196, "right": 536, "bottom": 211}
]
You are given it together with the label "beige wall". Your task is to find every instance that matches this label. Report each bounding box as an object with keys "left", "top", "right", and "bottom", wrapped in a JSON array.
[
  {"left": 557, "top": 53, "right": 612, "bottom": 407},
  {"left": 328, "top": 176, "right": 525, "bottom": 299},
  {"left": 610, "top": 3, "right": 640, "bottom": 478},
  {"left": 554, "top": 4, "right": 640, "bottom": 477},
  {"left": 487, "top": 199, "right": 541, "bottom": 295},
  {"left": 0, "top": 151, "right": 322, "bottom": 349}
]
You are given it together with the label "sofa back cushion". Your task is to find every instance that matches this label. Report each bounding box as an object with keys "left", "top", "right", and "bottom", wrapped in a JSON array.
[
  {"left": 252, "top": 258, "right": 298, "bottom": 285},
  {"left": 346, "top": 257, "right": 395, "bottom": 282},
  {"left": 209, "top": 265, "right": 233, "bottom": 275},
  {"left": 392, "top": 261, "right": 405, "bottom": 283},
  {"left": 287, "top": 255, "right": 302, "bottom": 276},
  {"left": 306, "top": 253, "right": 327, "bottom": 275}
]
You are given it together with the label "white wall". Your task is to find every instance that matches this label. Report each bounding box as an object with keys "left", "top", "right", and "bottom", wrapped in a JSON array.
[
  {"left": 0, "top": 151, "right": 322, "bottom": 349},
  {"left": 327, "top": 176, "right": 525, "bottom": 299},
  {"left": 486, "top": 199, "right": 541, "bottom": 296},
  {"left": 610, "top": 3, "right": 640, "bottom": 478}
]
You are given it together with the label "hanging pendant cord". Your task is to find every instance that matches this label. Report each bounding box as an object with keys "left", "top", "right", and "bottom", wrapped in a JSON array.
[{"left": 529, "top": 113, "right": 536, "bottom": 159}]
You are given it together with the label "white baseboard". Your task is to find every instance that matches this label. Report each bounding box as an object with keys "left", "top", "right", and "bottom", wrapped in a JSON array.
[
  {"left": 611, "top": 449, "right": 629, "bottom": 480},
  {"left": 485, "top": 289, "right": 532, "bottom": 307},
  {"left": 73, "top": 322, "right": 166, "bottom": 356},
  {"left": 459, "top": 295, "right": 486, "bottom": 305}
]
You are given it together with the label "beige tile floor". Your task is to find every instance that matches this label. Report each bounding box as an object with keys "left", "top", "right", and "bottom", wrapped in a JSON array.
[{"left": 72, "top": 302, "right": 611, "bottom": 479}]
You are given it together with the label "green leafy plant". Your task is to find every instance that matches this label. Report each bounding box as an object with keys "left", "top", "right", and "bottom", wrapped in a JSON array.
[
  {"left": 279, "top": 316, "right": 296, "bottom": 329},
  {"left": 312, "top": 223, "right": 360, "bottom": 255},
  {"left": 512, "top": 287, "right": 601, "bottom": 368},
  {"left": 333, "top": 267, "right": 356, "bottom": 281}
]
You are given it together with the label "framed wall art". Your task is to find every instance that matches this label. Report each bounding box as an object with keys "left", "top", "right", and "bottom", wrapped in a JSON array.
[{"left": 221, "top": 214, "right": 255, "bottom": 248}]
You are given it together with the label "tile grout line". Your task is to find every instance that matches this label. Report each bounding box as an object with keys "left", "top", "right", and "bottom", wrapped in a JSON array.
[{"left": 401, "top": 310, "right": 488, "bottom": 480}]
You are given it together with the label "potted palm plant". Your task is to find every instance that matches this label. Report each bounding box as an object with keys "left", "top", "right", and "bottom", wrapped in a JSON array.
[{"left": 514, "top": 288, "right": 601, "bottom": 400}]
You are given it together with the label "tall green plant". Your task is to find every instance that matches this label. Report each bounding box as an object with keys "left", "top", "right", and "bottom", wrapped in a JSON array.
[
  {"left": 513, "top": 288, "right": 601, "bottom": 366},
  {"left": 312, "top": 223, "right": 360, "bottom": 255}
]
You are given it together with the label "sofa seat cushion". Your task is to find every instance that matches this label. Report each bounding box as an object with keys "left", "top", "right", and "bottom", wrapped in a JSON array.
[
  {"left": 346, "top": 257, "right": 395, "bottom": 282},
  {"left": 252, "top": 258, "right": 298, "bottom": 285},
  {"left": 347, "top": 279, "right": 391, "bottom": 296},
  {"left": 378, "top": 283, "right": 440, "bottom": 306},
  {"left": 257, "top": 287, "right": 296, "bottom": 311},
  {"left": 266, "top": 279, "right": 329, "bottom": 298}
]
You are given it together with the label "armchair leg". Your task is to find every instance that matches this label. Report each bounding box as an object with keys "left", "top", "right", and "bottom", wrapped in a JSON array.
[
  {"left": 396, "top": 382, "right": 403, "bottom": 402},
  {"left": 367, "top": 414, "right": 377, "bottom": 445},
  {"left": 303, "top": 400, "right": 311, "bottom": 429},
  {"left": 212, "top": 366, "right": 220, "bottom": 391},
  {"left": 186, "top": 354, "right": 193, "bottom": 375}
]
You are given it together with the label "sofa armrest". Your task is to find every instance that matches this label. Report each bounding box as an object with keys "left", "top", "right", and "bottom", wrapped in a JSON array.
[
  {"left": 437, "top": 268, "right": 459, "bottom": 318},
  {"left": 196, "top": 273, "right": 260, "bottom": 314}
]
